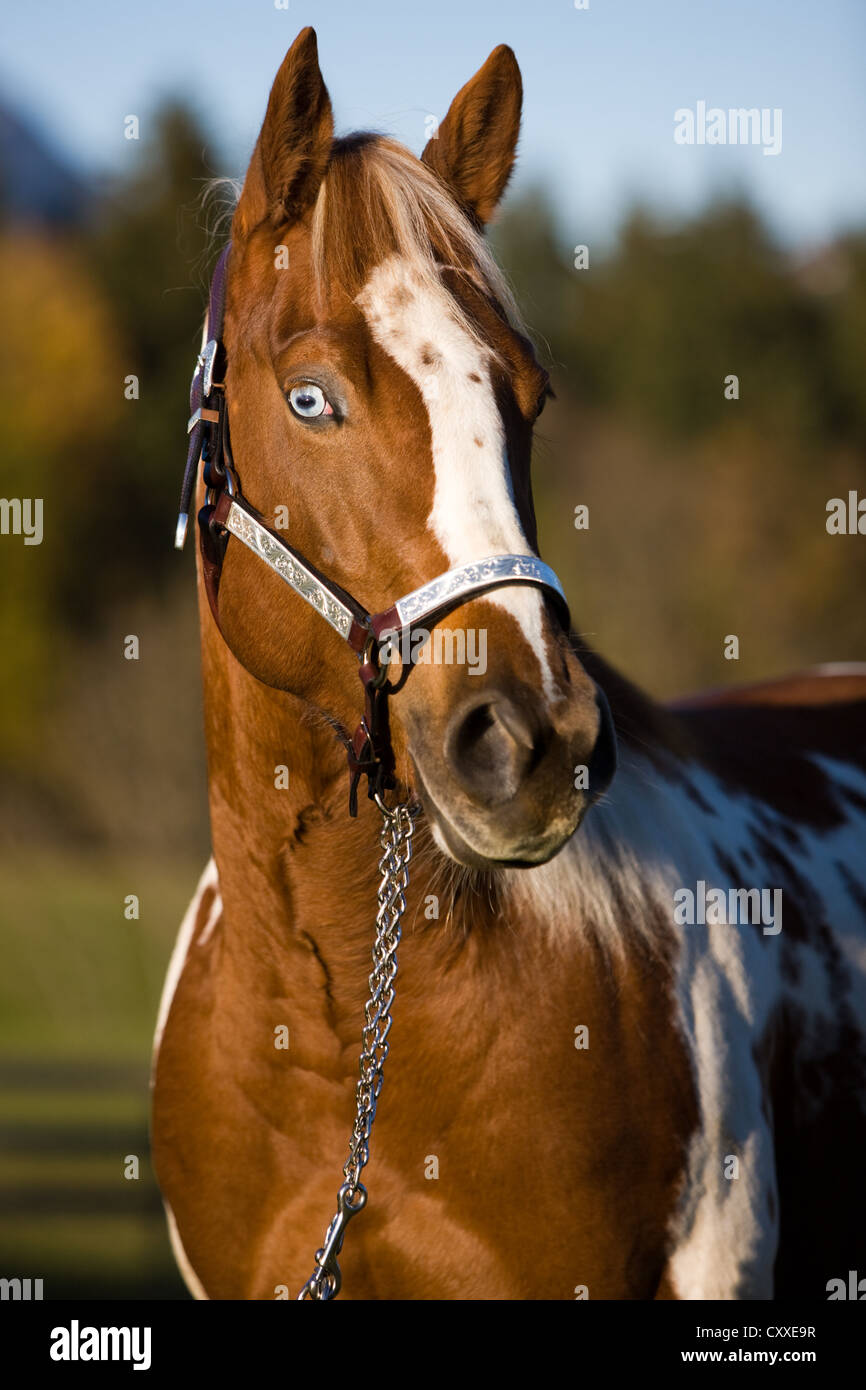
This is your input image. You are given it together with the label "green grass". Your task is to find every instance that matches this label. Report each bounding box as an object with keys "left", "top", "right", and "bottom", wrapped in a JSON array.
[
  {"left": 0, "top": 851, "right": 196, "bottom": 1060},
  {"left": 0, "top": 1216, "right": 187, "bottom": 1299},
  {"left": 0, "top": 1152, "right": 152, "bottom": 1187},
  {"left": 0, "top": 851, "right": 200, "bottom": 1299},
  {"left": 0, "top": 1088, "right": 149, "bottom": 1126}
]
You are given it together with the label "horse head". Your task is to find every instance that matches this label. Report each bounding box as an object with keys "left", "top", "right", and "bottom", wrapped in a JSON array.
[{"left": 205, "top": 27, "right": 616, "bottom": 868}]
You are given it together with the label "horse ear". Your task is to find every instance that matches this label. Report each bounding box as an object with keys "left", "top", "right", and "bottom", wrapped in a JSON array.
[
  {"left": 421, "top": 45, "right": 522, "bottom": 227},
  {"left": 233, "top": 27, "right": 333, "bottom": 239}
]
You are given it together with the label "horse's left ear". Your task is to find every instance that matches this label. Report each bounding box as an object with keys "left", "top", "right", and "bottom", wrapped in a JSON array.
[{"left": 421, "top": 45, "right": 522, "bottom": 227}]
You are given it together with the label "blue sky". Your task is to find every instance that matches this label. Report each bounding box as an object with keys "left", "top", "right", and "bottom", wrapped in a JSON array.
[{"left": 3, "top": 0, "right": 864, "bottom": 248}]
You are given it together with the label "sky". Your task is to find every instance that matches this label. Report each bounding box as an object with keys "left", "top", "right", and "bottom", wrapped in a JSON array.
[{"left": 2, "top": 0, "right": 864, "bottom": 249}]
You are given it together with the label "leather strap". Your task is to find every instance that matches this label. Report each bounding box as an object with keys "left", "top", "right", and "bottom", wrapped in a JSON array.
[{"left": 176, "top": 246, "right": 231, "bottom": 550}]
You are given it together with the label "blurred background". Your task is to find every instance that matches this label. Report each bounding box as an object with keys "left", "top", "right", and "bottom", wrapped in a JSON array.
[{"left": 0, "top": 0, "right": 863, "bottom": 1298}]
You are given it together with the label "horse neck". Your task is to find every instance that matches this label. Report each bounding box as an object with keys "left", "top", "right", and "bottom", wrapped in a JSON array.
[
  {"left": 199, "top": 616, "right": 681, "bottom": 1013},
  {"left": 199, "top": 616, "right": 488, "bottom": 1018}
]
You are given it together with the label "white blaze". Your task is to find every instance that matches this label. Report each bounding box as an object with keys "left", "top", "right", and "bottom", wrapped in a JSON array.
[{"left": 356, "top": 257, "right": 558, "bottom": 700}]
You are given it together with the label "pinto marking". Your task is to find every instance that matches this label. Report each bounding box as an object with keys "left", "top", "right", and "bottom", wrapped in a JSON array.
[{"left": 504, "top": 744, "right": 866, "bottom": 1298}]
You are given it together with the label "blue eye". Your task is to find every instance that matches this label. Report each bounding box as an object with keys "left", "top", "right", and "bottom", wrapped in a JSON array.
[{"left": 288, "top": 383, "right": 333, "bottom": 419}]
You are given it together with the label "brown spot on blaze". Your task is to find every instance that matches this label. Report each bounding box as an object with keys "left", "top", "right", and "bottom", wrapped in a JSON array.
[
  {"left": 474, "top": 436, "right": 484, "bottom": 447},
  {"left": 389, "top": 285, "right": 412, "bottom": 309},
  {"left": 468, "top": 371, "right": 482, "bottom": 382},
  {"left": 420, "top": 343, "right": 440, "bottom": 368}
]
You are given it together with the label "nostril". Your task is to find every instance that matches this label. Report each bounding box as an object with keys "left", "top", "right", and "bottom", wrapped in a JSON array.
[
  {"left": 496, "top": 700, "right": 536, "bottom": 753},
  {"left": 446, "top": 695, "right": 543, "bottom": 805},
  {"left": 455, "top": 702, "right": 497, "bottom": 760}
]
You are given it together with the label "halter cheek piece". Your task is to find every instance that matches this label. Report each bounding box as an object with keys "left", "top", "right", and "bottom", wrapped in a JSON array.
[{"left": 176, "top": 245, "right": 570, "bottom": 815}]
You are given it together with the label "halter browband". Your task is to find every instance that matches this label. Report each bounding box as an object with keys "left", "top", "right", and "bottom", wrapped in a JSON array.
[{"left": 176, "top": 244, "right": 570, "bottom": 814}]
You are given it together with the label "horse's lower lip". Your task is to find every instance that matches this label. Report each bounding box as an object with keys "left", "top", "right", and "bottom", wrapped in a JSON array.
[{"left": 411, "top": 759, "right": 581, "bottom": 870}]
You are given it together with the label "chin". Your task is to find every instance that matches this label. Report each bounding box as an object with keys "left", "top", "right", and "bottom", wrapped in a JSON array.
[{"left": 413, "top": 762, "right": 585, "bottom": 871}]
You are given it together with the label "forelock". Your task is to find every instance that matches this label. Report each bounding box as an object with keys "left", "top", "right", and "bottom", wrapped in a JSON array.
[{"left": 310, "top": 134, "right": 525, "bottom": 348}]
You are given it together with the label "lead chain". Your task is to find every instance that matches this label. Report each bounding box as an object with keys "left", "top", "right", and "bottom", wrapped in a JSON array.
[{"left": 297, "top": 801, "right": 415, "bottom": 1300}]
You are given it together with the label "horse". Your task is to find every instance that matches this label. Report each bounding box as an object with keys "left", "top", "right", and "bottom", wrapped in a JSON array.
[{"left": 151, "top": 28, "right": 866, "bottom": 1300}]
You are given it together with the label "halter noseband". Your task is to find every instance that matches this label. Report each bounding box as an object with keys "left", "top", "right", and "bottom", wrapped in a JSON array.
[{"left": 176, "top": 244, "right": 570, "bottom": 815}]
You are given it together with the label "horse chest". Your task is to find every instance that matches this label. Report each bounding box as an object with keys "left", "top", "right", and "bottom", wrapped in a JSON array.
[
  {"left": 157, "top": 923, "right": 701, "bottom": 1298},
  {"left": 154, "top": 744, "right": 866, "bottom": 1300}
]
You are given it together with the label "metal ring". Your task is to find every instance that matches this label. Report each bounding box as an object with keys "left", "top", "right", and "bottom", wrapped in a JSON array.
[
  {"left": 373, "top": 791, "right": 395, "bottom": 818},
  {"left": 374, "top": 793, "right": 419, "bottom": 825},
  {"left": 362, "top": 634, "right": 391, "bottom": 689}
]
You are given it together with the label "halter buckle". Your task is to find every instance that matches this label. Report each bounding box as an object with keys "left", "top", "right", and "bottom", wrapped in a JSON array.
[
  {"left": 187, "top": 406, "right": 220, "bottom": 434},
  {"left": 200, "top": 338, "right": 220, "bottom": 396}
]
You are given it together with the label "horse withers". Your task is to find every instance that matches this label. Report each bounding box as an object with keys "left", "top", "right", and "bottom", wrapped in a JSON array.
[{"left": 151, "top": 29, "right": 866, "bottom": 1299}]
